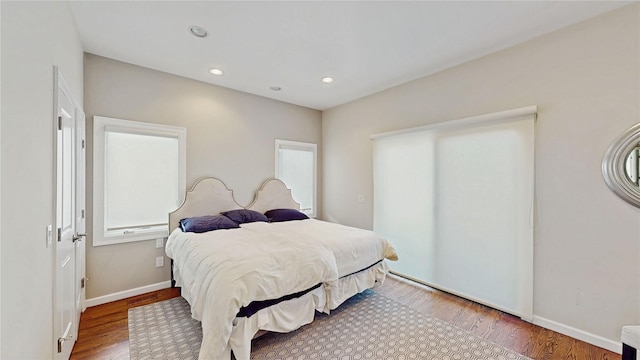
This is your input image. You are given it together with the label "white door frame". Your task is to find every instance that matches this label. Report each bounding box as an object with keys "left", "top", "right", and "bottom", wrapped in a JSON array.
[{"left": 74, "top": 107, "right": 87, "bottom": 315}]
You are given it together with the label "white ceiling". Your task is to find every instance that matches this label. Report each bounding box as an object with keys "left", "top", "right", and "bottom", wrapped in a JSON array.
[{"left": 69, "top": 1, "right": 631, "bottom": 111}]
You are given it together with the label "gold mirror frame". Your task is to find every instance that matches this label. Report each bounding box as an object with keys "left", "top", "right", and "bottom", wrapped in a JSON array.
[{"left": 602, "top": 122, "right": 640, "bottom": 208}]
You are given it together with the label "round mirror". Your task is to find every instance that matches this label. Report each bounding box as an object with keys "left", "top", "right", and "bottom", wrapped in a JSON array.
[{"left": 602, "top": 122, "right": 640, "bottom": 208}]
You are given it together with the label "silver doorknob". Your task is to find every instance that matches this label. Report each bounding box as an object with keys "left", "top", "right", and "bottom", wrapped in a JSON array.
[{"left": 73, "top": 233, "right": 86, "bottom": 242}]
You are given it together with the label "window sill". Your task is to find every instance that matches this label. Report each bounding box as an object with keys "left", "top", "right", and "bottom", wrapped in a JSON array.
[{"left": 93, "top": 229, "right": 168, "bottom": 247}]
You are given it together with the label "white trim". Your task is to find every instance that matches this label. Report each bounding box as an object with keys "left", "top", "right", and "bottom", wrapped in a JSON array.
[
  {"left": 532, "top": 315, "right": 622, "bottom": 354},
  {"left": 92, "top": 116, "right": 187, "bottom": 246},
  {"left": 370, "top": 105, "right": 537, "bottom": 140},
  {"left": 85, "top": 281, "right": 172, "bottom": 308}
]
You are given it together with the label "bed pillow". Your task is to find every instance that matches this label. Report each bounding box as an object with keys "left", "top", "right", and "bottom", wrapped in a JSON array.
[
  {"left": 264, "top": 208, "right": 309, "bottom": 222},
  {"left": 221, "top": 209, "right": 268, "bottom": 224},
  {"left": 179, "top": 215, "right": 239, "bottom": 233}
]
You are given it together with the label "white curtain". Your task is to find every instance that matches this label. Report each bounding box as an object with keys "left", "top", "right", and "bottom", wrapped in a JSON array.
[{"left": 373, "top": 107, "right": 535, "bottom": 319}]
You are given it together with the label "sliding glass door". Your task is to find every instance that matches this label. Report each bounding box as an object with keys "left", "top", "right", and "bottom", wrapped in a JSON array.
[{"left": 373, "top": 108, "right": 535, "bottom": 320}]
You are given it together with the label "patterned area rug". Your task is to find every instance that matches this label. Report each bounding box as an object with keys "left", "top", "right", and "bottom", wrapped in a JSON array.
[
  {"left": 128, "top": 296, "right": 202, "bottom": 359},
  {"left": 128, "top": 291, "right": 532, "bottom": 360}
]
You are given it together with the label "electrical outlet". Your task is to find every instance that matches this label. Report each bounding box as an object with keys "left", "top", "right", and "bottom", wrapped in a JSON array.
[
  {"left": 155, "top": 238, "right": 164, "bottom": 248},
  {"left": 155, "top": 256, "right": 164, "bottom": 267}
]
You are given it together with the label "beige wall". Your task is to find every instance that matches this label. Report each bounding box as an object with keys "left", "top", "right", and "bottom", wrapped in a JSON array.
[
  {"left": 1, "top": 1, "right": 84, "bottom": 358},
  {"left": 322, "top": 4, "right": 640, "bottom": 349},
  {"left": 84, "top": 54, "right": 322, "bottom": 299}
]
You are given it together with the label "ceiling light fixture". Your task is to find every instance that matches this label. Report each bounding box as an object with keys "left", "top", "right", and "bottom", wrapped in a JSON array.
[
  {"left": 189, "top": 26, "right": 208, "bottom": 38},
  {"left": 321, "top": 76, "right": 334, "bottom": 83},
  {"left": 209, "top": 68, "right": 223, "bottom": 75}
]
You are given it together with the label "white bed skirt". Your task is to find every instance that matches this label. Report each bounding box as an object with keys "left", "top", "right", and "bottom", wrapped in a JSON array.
[{"left": 175, "top": 261, "right": 389, "bottom": 360}]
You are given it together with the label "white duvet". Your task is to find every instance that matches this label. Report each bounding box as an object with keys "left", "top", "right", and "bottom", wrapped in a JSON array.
[
  {"left": 165, "top": 218, "right": 398, "bottom": 360},
  {"left": 240, "top": 219, "right": 398, "bottom": 277}
]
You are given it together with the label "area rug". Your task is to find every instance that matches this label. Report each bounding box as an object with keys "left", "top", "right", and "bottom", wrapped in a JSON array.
[
  {"left": 128, "top": 295, "right": 202, "bottom": 359},
  {"left": 128, "top": 291, "right": 532, "bottom": 360}
]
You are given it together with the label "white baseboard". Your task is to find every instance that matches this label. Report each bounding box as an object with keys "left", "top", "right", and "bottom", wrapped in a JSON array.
[
  {"left": 532, "top": 315, "right": 622, "bottom": 354},
  {"left": 85, "top": 281, "right": 172, "bottom": 308}
]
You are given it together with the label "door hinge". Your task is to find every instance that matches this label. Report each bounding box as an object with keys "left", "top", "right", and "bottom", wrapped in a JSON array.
[
  {"left": 80, "top": 277, "right": 86, "bottom": 289},
  {"left": 57, "top": 227, "right": 62, "bottom": 242},
  {"left": 81, "top": 139, "right": 85, "bottom": 149},
  {"left": 57, "top": 116, "right": 62, "bottom": 130},
  {"left": 81, "top": 209, "right": 85, "bottom": 219}
]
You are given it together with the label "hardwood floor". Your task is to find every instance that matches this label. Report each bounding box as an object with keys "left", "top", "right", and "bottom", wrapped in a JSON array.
[
  {"left": 70, "top": 277, "right": 619, "bottom": 359},
  {"left": 377, "top": 275, "right": 620, "bottom": 360},
  {"left": 70, "top": 287, "right": 181, "bottom": 360}
]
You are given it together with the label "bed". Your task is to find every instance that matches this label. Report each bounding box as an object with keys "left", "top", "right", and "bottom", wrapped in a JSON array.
[{"left": 165, "top": 177, "right": 398, "bottom": 360}]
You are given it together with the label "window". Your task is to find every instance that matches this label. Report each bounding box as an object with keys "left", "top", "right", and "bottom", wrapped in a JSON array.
[
  {"left": 275, "top": 139, "right": 317, "bottom": 217},
  {"left": 93, "top": 116, "right": 186, "bottom": 246}
]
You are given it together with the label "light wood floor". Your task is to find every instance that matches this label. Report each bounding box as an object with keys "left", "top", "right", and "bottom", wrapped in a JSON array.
[{"left": 70, "top": 276, "right": 620, "bottom": 359}]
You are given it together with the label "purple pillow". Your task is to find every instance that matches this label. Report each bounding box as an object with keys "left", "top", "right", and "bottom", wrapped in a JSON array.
[
  {"left": 179, "top": 215, "right": 239, "bottom": 233},
  {"left": 221, "top": 209, "right": 268, "bottom": 224},
  {"left": 264, "top": 208, "right": 309, "bottom": 222}
]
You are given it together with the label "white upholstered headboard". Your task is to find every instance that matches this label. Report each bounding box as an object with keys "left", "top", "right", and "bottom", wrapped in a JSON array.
[
  {"left": 168, "top": 178, "right": 242, "bottom": 232},
  {"left": 168, "top": 178, "right": 300, "bottom": 232},
  {"left": 247, "top": 179, "right": 300, "bottom": 213}
]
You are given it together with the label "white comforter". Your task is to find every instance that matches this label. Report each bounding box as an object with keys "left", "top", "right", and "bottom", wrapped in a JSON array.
[
  {"left": 240, "top": 219, "right": 398, "bottom": 277},
  {"left": 165, "top": 218, "right": 398, "bottom": 360}
]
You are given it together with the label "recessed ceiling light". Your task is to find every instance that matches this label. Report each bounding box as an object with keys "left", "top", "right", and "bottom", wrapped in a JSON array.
[
  {"left": 321, "top": 77, "right": 334, "bottom": 83},
  {"left": 270, "top": 86, "right": 282, "bottom": 91},
  {"left": 189, "top": 26, "right": 208, "bottom": 38},
  {"left": 209, "top": 68, "right": 223, "bottom": 75}
]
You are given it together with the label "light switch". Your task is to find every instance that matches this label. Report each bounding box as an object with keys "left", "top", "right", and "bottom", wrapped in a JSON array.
[
  {"left": 46, "top": 225, "right": 53, "bottom": 247},
  {"left": 47, "top": 225, "right": 53, "bottom": 247},
  {"left": 155, "top": 238, "right": 164, "bottom": 248}
]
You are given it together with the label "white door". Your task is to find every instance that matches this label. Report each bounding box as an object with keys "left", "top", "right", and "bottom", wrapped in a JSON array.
[{"left": 54, "top": 69, "right": 79, "bottom": 359}]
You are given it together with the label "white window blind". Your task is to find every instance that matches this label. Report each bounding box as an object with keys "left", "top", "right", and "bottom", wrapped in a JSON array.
[
  {"left": 93, "top": 116, "right": 186, "bottom": 246},
  {"left": 105, "top": 131, "right": 179, "bottom": 231},
  {"left": 275, "top": 139, "right": 317, "bottom": 217},
  {"left": 372, "top": 106, "right": 535, "bottom": 320}
]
